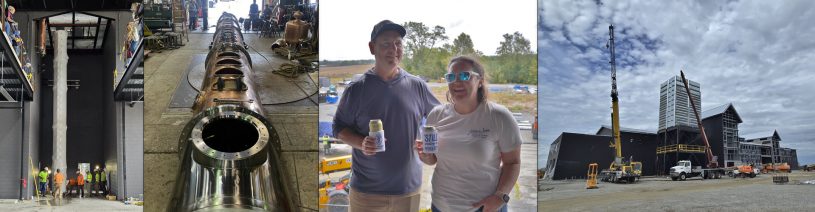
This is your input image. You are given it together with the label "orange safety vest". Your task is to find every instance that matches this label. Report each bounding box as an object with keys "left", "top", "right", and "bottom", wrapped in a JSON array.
[
  {"left": 54, "top": 173, "right": 65, "bottom": 184},
  {"left": 77, "top": 174, "right": 85, "bottom": 185}
]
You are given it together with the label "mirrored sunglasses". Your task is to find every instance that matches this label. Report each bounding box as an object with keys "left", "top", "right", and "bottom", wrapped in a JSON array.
[{"left": 445, "top": 71, "right": 480, "bottom": 83}]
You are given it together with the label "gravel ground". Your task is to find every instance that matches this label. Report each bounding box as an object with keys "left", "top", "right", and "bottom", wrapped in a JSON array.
[{"left": 539, "top": 171, "right": 815, "bottom": 211}]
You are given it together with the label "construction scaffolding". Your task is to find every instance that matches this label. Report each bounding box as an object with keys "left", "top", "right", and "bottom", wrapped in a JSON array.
[
  {"left": 717, "top": 105, "right": 742, "bottom": 167},
  {"left": 655, "top": 125, "right": 706, "bottom": 175}
]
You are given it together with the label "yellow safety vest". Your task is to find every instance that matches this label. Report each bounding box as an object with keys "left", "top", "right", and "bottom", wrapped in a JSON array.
[{"left": 38, "top": 171, "right": 47, "bottom": 183}]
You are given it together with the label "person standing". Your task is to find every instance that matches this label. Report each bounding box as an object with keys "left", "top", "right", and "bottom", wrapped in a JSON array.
[
  {"left": 76, "top": 171, "right": 85, "bottom": 198},
  {"left": 89, "top": 170, "right": 97, "bottom": 196},
  {"left": 321, "top": 135, "right": 331, "bottom": 154},
  {"left": 100, "top": 168, "right": 107, "bottom": 196},
  {"left": 248, "top": 0, "right": 259, "bottom": 30},
  {"left": 37, "top": 168, "right": 48, "bottom": 197},
  {"left": 417, "top": 56, "right": 522, "bottom": 212},
  {"left": 188, "top": 0, "right": 198, "bottom": 30},
  {"left": 332, "top": 20, "right": 440, "bottom": 212},
  {"left": 53, "top": 169, "right": 66, "bottom": 199},
  {"left": 94, "top": 170, "right": 101, "bottom": 196},
  {"left": 85, "top": 170, "right": 93, "bottom": 196}
]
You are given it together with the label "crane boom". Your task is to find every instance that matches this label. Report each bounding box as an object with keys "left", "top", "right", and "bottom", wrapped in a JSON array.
[
  {"left": 608, "top": 25, "right": 623, "bottom": 166},
  {"left": 679, "top": 70, "right": 718, "bottom": 168}
]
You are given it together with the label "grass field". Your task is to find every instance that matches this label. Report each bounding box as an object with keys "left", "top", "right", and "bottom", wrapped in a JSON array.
[
  {"left": 430, "top": 86, "right": 536, "bottom": 115},
  {"left": 319, "top": 64, "right": 372, "bottom": 83}
]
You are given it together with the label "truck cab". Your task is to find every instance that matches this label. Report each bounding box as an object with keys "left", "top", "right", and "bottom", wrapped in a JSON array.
[{"left": 670, "top": 160, "right": 694, "bottom": 180}]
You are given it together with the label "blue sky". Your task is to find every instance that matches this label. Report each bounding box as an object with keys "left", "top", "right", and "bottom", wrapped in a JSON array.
[{"left": 538, "top": 0, "right": 815, "bottom": 168}]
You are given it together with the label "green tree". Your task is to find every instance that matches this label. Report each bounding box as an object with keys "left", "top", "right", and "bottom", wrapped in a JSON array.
[
  {"left": 496, "top": 31, "right": 533, "bottom": 55},
  {"left": 492, "top": 32, "right": 536, "bottom": 84},
  {"left": 451, "top": 32, "right": 483, "bottom": 56},
  {"left": 402, "top": 22, "right": 451, "bottom": 79}
]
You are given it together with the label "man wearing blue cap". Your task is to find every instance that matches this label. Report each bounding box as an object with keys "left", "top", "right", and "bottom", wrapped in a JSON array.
[{"left": 333, "top": 20, "right": 440, "bottom": 212}]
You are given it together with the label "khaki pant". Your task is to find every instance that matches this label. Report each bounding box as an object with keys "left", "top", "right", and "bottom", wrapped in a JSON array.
[
  {"left": 54, "top": 183, "right": 63, "bottom": 199},
  {"left": 349, "top": 189, "right": 420, "bottom": 212}
]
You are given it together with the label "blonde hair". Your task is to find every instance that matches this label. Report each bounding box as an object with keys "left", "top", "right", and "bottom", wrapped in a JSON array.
[{"left": 446, "top": 55, "right": 489, "bottom": 103}]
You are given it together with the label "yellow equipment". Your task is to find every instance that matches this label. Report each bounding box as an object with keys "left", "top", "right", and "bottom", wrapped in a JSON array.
[
  {"left": 597, "top": 25, "right": 641, "bottom": 183},
  {"left": 319, "top": 174, "right": 350, "bottom": 210},
  {"left": 586, "top": 163, "right": 598, "bottom": 189},
  {"left": 319, "top": 155, "right": 352, "bottom": 174},
  {"left": 319, "top": 155, "right": 352, "bottom": 210}
]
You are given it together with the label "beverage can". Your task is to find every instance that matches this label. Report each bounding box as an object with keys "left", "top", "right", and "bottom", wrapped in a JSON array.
[
  {"left": 422, "top": 126, "right": 437, "bottom": 153},
  {"left": 369, "top": 119, "right": 386, "bottom": 152}
]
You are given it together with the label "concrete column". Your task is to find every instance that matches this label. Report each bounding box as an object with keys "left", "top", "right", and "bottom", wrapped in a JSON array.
[{"left": 52, "top": 30, "right": 69, "bottom": 193}]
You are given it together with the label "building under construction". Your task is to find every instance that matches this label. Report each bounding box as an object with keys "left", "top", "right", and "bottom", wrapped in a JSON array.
[
  {"left": 543, "top": 126, "right": 657, "bottom": 180},
  {"left": 544, "top": 78, "right": 800, "bottom": 179},
  {"left": 0, "top": 0, "right": 143, "bottom": 202}
]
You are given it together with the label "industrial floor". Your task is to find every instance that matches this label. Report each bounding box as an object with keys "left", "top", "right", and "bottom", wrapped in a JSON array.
[
  {"left": 0, "top": 197, "right": 141, "bottom": 211},
  {"left": 143, "top": 32, "right": 318, "bottom": 211}
]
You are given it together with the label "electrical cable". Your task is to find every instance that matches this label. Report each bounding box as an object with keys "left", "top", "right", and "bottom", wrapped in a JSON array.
[{"left": 246, "top": 36, "right": 318, "bottom": 105}]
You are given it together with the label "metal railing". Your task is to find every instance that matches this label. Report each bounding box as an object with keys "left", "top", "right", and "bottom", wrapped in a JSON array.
[{"left": 656, "top": 144, "right": 707, "bottom": 154}]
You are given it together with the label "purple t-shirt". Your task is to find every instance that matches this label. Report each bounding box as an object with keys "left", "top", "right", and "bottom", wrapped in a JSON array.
[{"left": 333, "top": 67, "right": 440, "bottom": 195}]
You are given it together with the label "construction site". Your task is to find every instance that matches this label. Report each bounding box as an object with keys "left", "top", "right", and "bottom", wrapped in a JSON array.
[
  {"left": 539, "top": 25, "right": 813, "bottom": 211},
  {"left": 142, "top": 0, "right": 318, "bottom": 211},
  {"left": 0, "top": 0, "right": 143, "bottom": 210}
]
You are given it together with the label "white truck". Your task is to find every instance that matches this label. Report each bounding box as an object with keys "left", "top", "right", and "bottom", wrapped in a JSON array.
[{"left": 669, "top": 160, "right": 726, "bottom": 181}]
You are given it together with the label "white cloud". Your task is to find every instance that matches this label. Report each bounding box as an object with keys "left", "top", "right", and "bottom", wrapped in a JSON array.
[{"left": 538, "top": 0, "right": 815, "bottom": 167}]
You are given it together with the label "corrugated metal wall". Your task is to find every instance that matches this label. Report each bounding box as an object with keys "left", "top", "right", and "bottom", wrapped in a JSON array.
[{"left": 0, "top": 108, "right": 23, "bottom": 198}]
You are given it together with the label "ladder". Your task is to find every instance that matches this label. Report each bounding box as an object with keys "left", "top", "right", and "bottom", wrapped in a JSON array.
[{"left": 586, "top": 163, "right": 598, "bottom": 189}]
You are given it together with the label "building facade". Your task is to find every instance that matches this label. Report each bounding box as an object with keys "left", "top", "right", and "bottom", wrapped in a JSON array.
[
  {"left": 701, "top": 103, "right": 742, "bottom": 167},
  {"left": 659, "top": 76, "right": 701, "bottom": 131},
  {"left": 544, "top": 126, "right": 657, "bottom": 180},
  {"left": 743, "top": 131, "right": 799, "bottom": 169},
  {"left": 739, "top": 141, "right": 763, "bottom": 166}
]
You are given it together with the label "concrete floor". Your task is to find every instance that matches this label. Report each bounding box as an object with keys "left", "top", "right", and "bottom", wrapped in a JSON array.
[
  {"left": 143, "top": 32, "right": 318, "bottom": 212},
  {"left": 0, "top": 197, "right": 141, "bottom": 211}
]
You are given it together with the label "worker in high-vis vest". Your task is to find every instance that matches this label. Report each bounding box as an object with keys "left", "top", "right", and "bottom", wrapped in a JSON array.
[
  {"left": 321, "top": 135, "right": 331, "bottom": 154},
  {"left": 37, "top": 168, "right": 48, "bottom": 197},
  {"left": 99, "top": 169, "right": 107, "bottom": 195},
  {"left": 76, "top": 171, "right": 85, "bottom": 198},
  {"left": 94, "top": 171, "right": 101, "bottom": 196},
  {"left": 53, "top": 169, "right": 65, "bottom": 199},
  {"left": 86, "top": 170, "right": 93, "bottom": 196},
  {"left": 89, "top": 170, "right": 97, "bottom": 196}
]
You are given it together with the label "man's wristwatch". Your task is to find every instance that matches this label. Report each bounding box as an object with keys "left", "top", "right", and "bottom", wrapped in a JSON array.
[{"left": 495, "top": 192, "right": 510, "bottom": 203}]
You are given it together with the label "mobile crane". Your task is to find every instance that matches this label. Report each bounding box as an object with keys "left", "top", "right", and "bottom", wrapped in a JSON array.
[
  {"left": 597, "top": 25, "right": 642, "bottom": 183},
  {"left": 668, "top": 71, "right": 727, "bottom": 180}
]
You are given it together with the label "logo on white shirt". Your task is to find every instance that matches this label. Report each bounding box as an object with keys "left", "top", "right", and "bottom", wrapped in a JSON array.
[{"left": 468, "top": 128, "right": 490, "bottom": 139}]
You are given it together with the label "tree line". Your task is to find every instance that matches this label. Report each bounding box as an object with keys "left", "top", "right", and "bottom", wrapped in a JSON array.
[{"left": 400, "top": 21, "right": 536, "bottom": 84}]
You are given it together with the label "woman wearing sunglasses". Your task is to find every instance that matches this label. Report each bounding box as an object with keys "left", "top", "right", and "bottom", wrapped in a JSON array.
[{"left": 417, "top": 56, "right": 522, "bottom": 212}]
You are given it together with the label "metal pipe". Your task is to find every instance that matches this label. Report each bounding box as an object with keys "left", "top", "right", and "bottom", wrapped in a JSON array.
[
  {"left": 168, "top": 12, "right": 295, "bottom": 212},
  {"left": 19, "top": 99, "right": 25, "bottom": 199}
]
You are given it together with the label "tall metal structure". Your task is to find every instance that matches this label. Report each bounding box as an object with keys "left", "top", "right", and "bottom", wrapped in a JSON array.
[
  {"left": 608, "top": 25, "right": 623, "bottom": 166},
  {"left": 680, "top": 70, "right": 718, "bottom": 168},
  {"left": 598, "top": 25, "right": 641, "bottom": 183},
  {"left": 168, "top": 12, "right": 295, "bottom": 211}
]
